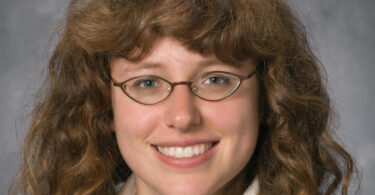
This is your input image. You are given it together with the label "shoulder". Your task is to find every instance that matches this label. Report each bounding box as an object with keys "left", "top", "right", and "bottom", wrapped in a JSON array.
[
  {"left": 117, "top": 174, "right": 136, "bottom": 195},
  {"left": 244, "top": 176, "right": 259, "bottom": 195}
]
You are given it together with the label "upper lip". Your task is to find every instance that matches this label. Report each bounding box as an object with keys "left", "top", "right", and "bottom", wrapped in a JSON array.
[{"left": 151, "top": 139, "right": 219, "bottom": 147}]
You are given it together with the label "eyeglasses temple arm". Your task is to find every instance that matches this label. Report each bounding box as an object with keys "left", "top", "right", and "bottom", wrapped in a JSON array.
[{"left": 245, "top": 70, "right": 257, "bottom": 79}]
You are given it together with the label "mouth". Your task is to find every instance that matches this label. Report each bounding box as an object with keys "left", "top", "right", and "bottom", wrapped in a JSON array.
[
  {"left": 151, "top": 141, "right": 219, "bottom": 168},
  {"left": 153, "top": 142, "right": 218, "bottom": 158},
  {"left": 152, "top": 141, "right": 219, "bottom": 158}
]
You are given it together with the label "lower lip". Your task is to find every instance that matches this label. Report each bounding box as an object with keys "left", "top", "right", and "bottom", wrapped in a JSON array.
[{"left": 152, "top": 142, "right": 218, "bottom": 168}]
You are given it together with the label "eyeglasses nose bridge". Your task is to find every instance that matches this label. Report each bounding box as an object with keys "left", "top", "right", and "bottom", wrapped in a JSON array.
[{"left": 167, "top": 81, "right": 196, "bottom": 93}]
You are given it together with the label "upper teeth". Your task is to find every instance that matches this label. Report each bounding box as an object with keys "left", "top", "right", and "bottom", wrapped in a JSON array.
[{"left": 157, "top": 143, "right": 213, "bottom": 158}]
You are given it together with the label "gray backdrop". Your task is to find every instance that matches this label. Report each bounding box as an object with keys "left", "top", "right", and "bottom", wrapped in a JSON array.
[{"left": 0, "top": 0, "right": 374, "bottom": 194}]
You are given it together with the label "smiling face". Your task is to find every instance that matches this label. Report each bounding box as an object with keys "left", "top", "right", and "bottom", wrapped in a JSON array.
[{"left": 111, "top": 37, "right": 259, "bottom": 195}]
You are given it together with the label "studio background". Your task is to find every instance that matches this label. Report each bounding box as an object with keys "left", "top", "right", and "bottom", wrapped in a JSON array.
[{"left": 0, "top": 0, "right": 373, "bottom": 194}]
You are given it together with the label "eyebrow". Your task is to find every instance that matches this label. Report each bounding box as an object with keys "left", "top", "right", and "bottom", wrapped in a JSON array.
[
  {"left": 197, "top": 59, "right": 227, "bottom": 67},
  {"left": 197, "top": 59, "right": 245, "bottom": 68},
  {"left": 121, "top": 62, "right": 165, "bottom": 74},
  {"left": 121, "top": 58, "right": 237, "bottom": 74}
]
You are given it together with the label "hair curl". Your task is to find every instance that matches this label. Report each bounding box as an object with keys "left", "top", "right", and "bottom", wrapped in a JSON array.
[{"left": 10, "top": 0, "right": 355, "bottom": 194}]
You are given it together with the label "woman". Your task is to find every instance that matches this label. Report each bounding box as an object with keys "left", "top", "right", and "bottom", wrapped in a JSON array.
[{"left": 10, "top": 0, "right": 354, "bottom": 194}]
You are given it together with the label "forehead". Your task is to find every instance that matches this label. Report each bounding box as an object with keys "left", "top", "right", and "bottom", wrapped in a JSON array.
[{"left": 111, "top": 37, "right": 252, "bottom": 74}]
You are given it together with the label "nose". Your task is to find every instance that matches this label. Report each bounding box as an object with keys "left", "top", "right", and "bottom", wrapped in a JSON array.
[{"left": 164, "top": 85, "right": 201, "bottom": 131}]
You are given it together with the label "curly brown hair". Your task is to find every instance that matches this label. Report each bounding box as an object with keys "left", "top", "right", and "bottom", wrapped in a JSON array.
[{"left": 10, "top": 0, "right": 355, "bottom": 194}]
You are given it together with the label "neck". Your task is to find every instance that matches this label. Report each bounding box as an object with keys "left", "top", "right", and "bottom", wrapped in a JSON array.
[{"left": 214, "top": 166, "right": 255, "bottom": 195}]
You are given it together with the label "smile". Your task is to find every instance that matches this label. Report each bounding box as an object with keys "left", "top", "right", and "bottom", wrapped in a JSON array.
[
  {"left": 156, "top": 143, "right": 214, "bottom": 158},
  {"left": 151, "top": 140, "right": 219, "bottom": 168}
]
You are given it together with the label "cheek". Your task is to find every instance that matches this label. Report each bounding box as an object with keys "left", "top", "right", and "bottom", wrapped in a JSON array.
[
  {"left": 203, "top": 96, "right": 259, "bottom": 137},
  {"left": 111, "top": 89, "right": 162, "bottom": 165},
  {"left": 201, "top": 92, "right": 259, "bottom": 170},
  {"left": 204, "top": 78, "right": 260, "bottom": 137},
  {"left": 111, "top": 89, "right": 163, "bottom": 171},
  {"left": 112, "top": 90, "right": 160, "bottom": 138}
]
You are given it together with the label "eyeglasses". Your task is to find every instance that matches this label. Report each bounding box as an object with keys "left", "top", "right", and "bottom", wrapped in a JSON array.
[{"left": 112, "top": 70, "right": 256, "bottom": 105}]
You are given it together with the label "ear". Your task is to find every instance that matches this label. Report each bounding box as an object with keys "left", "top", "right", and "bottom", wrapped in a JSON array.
[{"left": 109, "top": 120, "right": 115, "bottom": 132}]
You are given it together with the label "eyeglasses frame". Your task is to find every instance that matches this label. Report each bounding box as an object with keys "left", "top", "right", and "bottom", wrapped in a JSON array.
[{"left": 112, "top": 70, "right": 257, "bottom": 105}]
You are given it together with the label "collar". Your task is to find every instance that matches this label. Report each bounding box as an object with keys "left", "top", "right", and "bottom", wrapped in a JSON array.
[{"left": 117, "top": 174, "right": 259, "bottom": 195}]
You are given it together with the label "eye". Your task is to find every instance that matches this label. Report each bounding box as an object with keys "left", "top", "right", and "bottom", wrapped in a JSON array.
[
  {"left": 133, "top": 77, "right": 159, "bottom": 88},
  {"left": 203, "top": 75, "right": 229, "bottom": 85}
]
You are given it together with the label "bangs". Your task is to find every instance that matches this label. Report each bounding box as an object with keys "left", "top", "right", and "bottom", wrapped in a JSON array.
[
  {"left": 67, "top": 0, "right": 265, "bottom": 65},
  {"left": 68, "top": 0, "right": 302, "bottom": 65}
]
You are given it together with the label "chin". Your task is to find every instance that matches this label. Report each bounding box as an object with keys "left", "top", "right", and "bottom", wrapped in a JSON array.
[
  {"left": 155, "top": 178, "right": 219, "bottom": 195},
  {"left": 160, "top": 186, "right": 212, "bottom": 195}
]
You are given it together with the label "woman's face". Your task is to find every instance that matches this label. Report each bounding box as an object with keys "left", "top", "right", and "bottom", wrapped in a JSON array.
[{"left": 111, "top": 37, "right": 259, "bottom": 195}]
